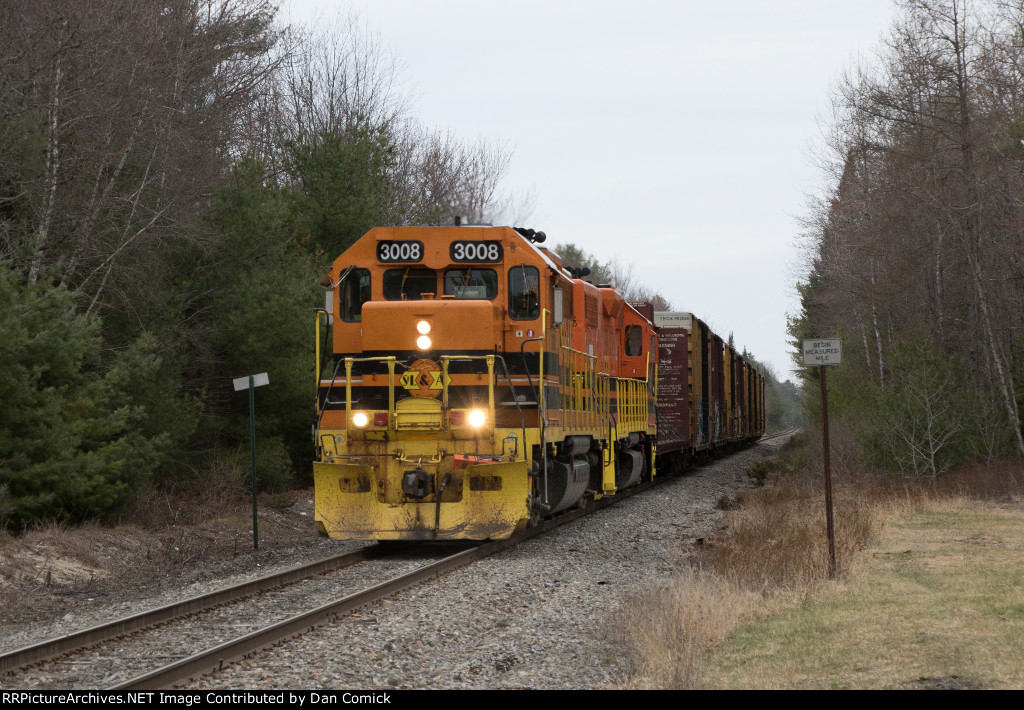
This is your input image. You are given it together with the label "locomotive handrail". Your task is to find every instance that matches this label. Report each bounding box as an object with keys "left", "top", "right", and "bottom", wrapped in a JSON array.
[
  {"left": 314, "top": 309, "right": 327, "bottom": 400},
  {"left": 540, "top": 308, "right": 547, "bottom": 415},
  {"left": 313, "top": 354, "right": 347, "bottom": 451},
  {"left": 343, "top": 356, "right": 397, "bottom": 436},
  {"left": 557, "top": 340, "right": 604, "bottom": 431},
  {"left": 319, "top": 353, "right": 528, "bottom": 441},
  {"left": 439, "top": 354, "right": 496, "bottom": 436},
  {"left": 614, "top": 354, "right": 653, "bottom": 438},
  {"left": 495, "top": 355, "right": 527, "bottom": 453},
  {"left": 438, "top": 354, "right": 527, "bottom": 449},
  {"left": 313, "top": 264, "right": 356, "bottom": 415}
]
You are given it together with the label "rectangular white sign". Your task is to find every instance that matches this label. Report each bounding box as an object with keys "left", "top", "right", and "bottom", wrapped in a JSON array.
[
  {"left": 653, "top": 311, "right": 693, "bottom": 330},
  {"left": 803, "top": 339, "right": 842, "bottom": 366},
  {"left": 233, "top": 373, "right": 270, "bottom": 391}
]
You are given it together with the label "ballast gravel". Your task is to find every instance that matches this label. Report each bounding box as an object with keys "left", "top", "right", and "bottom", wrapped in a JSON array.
[
  {"left": 182, "top": 439, "right": 786, "bottom": 690},
  {"left": 0, "top": 437, "right": 786, "bottom": 690}
]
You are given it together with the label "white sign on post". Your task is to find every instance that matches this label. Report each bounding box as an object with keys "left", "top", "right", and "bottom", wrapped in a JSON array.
[
  {"left": 233, "top": 373, "right": 269, "bottom": 391},
  {"left": 803, "top": 339, "right": 842, "bottom": 366}
]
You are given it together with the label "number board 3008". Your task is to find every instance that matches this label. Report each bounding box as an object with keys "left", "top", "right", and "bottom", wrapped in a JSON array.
[
  {"left": 450, "top": 241, "right": 503, "bottom": 263},
  {"left": 376, "top": 241, "right": 423, "bottom": 263}
]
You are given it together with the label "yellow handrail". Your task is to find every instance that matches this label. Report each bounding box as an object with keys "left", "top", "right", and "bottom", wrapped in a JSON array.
[
  {"left": 345, "top": 358, "right": 353, "bottom": 436},
  {"left": 539, "top": 309, "right": 547, "bottom": 414},
  {"left": 341, "top": 356, "right": 398, "bottom": 434},
  {"left": 439, "top": 354, "right": 497, "bottom": 434},
  {"left": 315, "top": 312, "right": 321, "bottom": 398}
]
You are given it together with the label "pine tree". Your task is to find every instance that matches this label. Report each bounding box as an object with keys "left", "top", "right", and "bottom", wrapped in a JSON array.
[{"left": 0, "top": 264, "right": 169, "bottom": 526}]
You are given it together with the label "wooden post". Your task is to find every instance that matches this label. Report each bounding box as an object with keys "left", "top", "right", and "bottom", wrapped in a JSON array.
[{"left": 820, "top": 365, "right": 836, "bottom": 578}]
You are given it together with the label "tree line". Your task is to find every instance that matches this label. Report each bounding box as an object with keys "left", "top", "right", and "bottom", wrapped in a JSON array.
[
  {"left": 0, "top": 0, "right": 517, "bottom": 527},
  {"left": 791, "top": 0, "right": 1024, "bottom": 479}
]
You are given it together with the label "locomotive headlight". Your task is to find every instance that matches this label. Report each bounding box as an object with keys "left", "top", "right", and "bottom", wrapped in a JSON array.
[
  {"left": 468, "top": 409, "right": 486, "bottom": 428},
  {"left": 416, "top": 320, "right": 431, "bottom": 335},
  {"left": 352, "top": 411, "right": 369, "bottom": 428},
  {"left": 416, "top": 335, "right": 432, "bottom": 350}
]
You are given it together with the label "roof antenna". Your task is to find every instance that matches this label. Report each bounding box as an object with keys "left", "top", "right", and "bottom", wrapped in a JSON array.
[{"left": 454, "top": 215, "right": 462, "bottom": 226}]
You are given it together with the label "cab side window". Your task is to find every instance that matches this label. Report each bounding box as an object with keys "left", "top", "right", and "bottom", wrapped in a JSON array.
[
  {"left": 508, "top": 265, "right": 540, "bottom": 320},
  {"left": 625, "top": 325, "right": 643, "bottom": 356},
  {"left": 340, "top": 269, "right": 370, "bottom": 322}
]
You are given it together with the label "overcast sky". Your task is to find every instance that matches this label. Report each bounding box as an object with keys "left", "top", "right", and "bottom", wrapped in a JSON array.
[{"left": 288, "top": 0, "right": 899, "bottom": 380}]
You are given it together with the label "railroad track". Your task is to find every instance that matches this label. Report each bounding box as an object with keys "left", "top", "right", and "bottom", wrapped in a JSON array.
[
  {"left": 0, "top": 476, "right": 662, "bottom": 689},
  {"left": 2, "top": 434, "right": 794, "bottom": 690},
  {"left": 0, "top": 547, "right": 381, "bottom": 675},
  {"left": 1, "top": 546, "right": 481, "bottom": 688},
  {"left": 761, "top": 427, "right": 800, "bottom": 442},
  {"left": 0, "top": 514, "right": 543, "bottom": 686},
  {"left": 113, "top": 490, "right": 647, "bottom": 690}
]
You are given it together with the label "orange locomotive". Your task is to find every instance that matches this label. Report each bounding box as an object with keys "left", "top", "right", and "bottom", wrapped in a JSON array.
[{"left": 313, "top": 224, "right": 763, "bottom": 541}]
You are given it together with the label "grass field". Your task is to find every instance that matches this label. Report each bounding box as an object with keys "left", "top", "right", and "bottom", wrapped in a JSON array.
[{"left": 703, "top": 499, "right": 1024, "bottom": 689}]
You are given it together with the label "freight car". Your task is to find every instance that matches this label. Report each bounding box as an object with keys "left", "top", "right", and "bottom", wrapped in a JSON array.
[{"left": 312, "top": 224, "right": 764, "bottom": 541}]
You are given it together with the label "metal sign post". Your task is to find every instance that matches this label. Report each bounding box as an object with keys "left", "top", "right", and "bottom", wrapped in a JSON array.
[
  {"left": 803, "top": 339, "right": 842, "bottom": 579},
  {"left": 233, "top": 373, "right": 269, "bottom": 550}
]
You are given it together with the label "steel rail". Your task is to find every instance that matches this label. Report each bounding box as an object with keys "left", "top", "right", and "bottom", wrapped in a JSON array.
[
  {"left": 0, "top": 547, "right": 382, "bottom": 674},
  {"left": 760, "top": 427, "right": 799, "bottom": 442}
]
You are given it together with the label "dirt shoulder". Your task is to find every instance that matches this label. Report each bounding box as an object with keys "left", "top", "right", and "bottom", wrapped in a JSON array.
[{"left": 0, "top": 489, "right": 333, "bottom": 629}]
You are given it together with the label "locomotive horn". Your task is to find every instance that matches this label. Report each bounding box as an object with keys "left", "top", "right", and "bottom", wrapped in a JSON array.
[{"left": 513, "top": 227, "right": 546, "bottom": 243}]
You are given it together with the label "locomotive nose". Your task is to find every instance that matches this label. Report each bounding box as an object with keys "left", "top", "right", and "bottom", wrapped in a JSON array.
[{"left": 361, "top": 300, "right": 501, "bottom": 352}]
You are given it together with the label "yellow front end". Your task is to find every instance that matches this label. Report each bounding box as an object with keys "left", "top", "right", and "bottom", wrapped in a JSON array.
[
  {"left": 313, "top": 356, "right": 533, "bottom": 540},
  {"left": 314, "top": 453, "right": 529, "bottom": 540}
]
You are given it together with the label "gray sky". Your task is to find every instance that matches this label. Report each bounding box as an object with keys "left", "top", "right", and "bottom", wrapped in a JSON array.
[{"left": 288, "top": 0, "right": 899, "bottom": 380}]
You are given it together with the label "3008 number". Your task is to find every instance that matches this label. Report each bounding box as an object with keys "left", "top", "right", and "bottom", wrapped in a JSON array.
[
  {"left": 377, "top": 241, "right": 422, "bottom": 262},
  {"left": 451, "top": 241, "right": 502, "bottom": 262}
]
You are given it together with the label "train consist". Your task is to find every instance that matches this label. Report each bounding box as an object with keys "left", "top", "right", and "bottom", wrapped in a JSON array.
[{"left": 313, "top": 224, "right": 764, "bottom": 541}]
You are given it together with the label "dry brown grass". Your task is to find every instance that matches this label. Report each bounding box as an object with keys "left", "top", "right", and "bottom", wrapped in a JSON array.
[
  {"left": 699, "top": 475, "right": 881, "bottom": 591},
  {"left": 704, "top": 494, "right": 1024, "bottom": 688},
  {"left": 618, "top": 453, "right": 1024, "bottom": 689},
  {"left": 620, "top": 569, "right": 775, "bottom": 689}
]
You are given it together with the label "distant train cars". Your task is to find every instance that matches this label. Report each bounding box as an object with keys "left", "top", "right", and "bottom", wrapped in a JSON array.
[
  {"left": 312, "top": 224, "right": 764, "bottom": 541},
  {"left": 648, "top": 310, "right": 765, "bottom": 474}
]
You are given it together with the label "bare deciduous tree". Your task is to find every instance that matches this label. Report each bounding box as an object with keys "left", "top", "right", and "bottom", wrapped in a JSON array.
[
  {"left": 269, "top": 11, "right": 514, "bottom": 230},
  {"left": 796, "top": 0, "right": 1024, "bottom": 463},
  {"left": 0, "top": 0, "right": 284, "bottom": 313}
]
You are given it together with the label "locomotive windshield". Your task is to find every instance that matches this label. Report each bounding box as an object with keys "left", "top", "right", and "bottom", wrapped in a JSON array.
[
  {"left": 339, "top": 268, "right": 370, "bottom": 322},
  {"left": 383, "top": 268, "right": 436, "bottom": 300},
  {"left": 443, "top": 268, "right": 498, "bottom": 300}
]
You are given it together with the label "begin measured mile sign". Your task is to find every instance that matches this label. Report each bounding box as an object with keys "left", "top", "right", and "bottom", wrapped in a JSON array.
[{"left": 803, "top": 338, "right": 842, "bottom": 366}]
